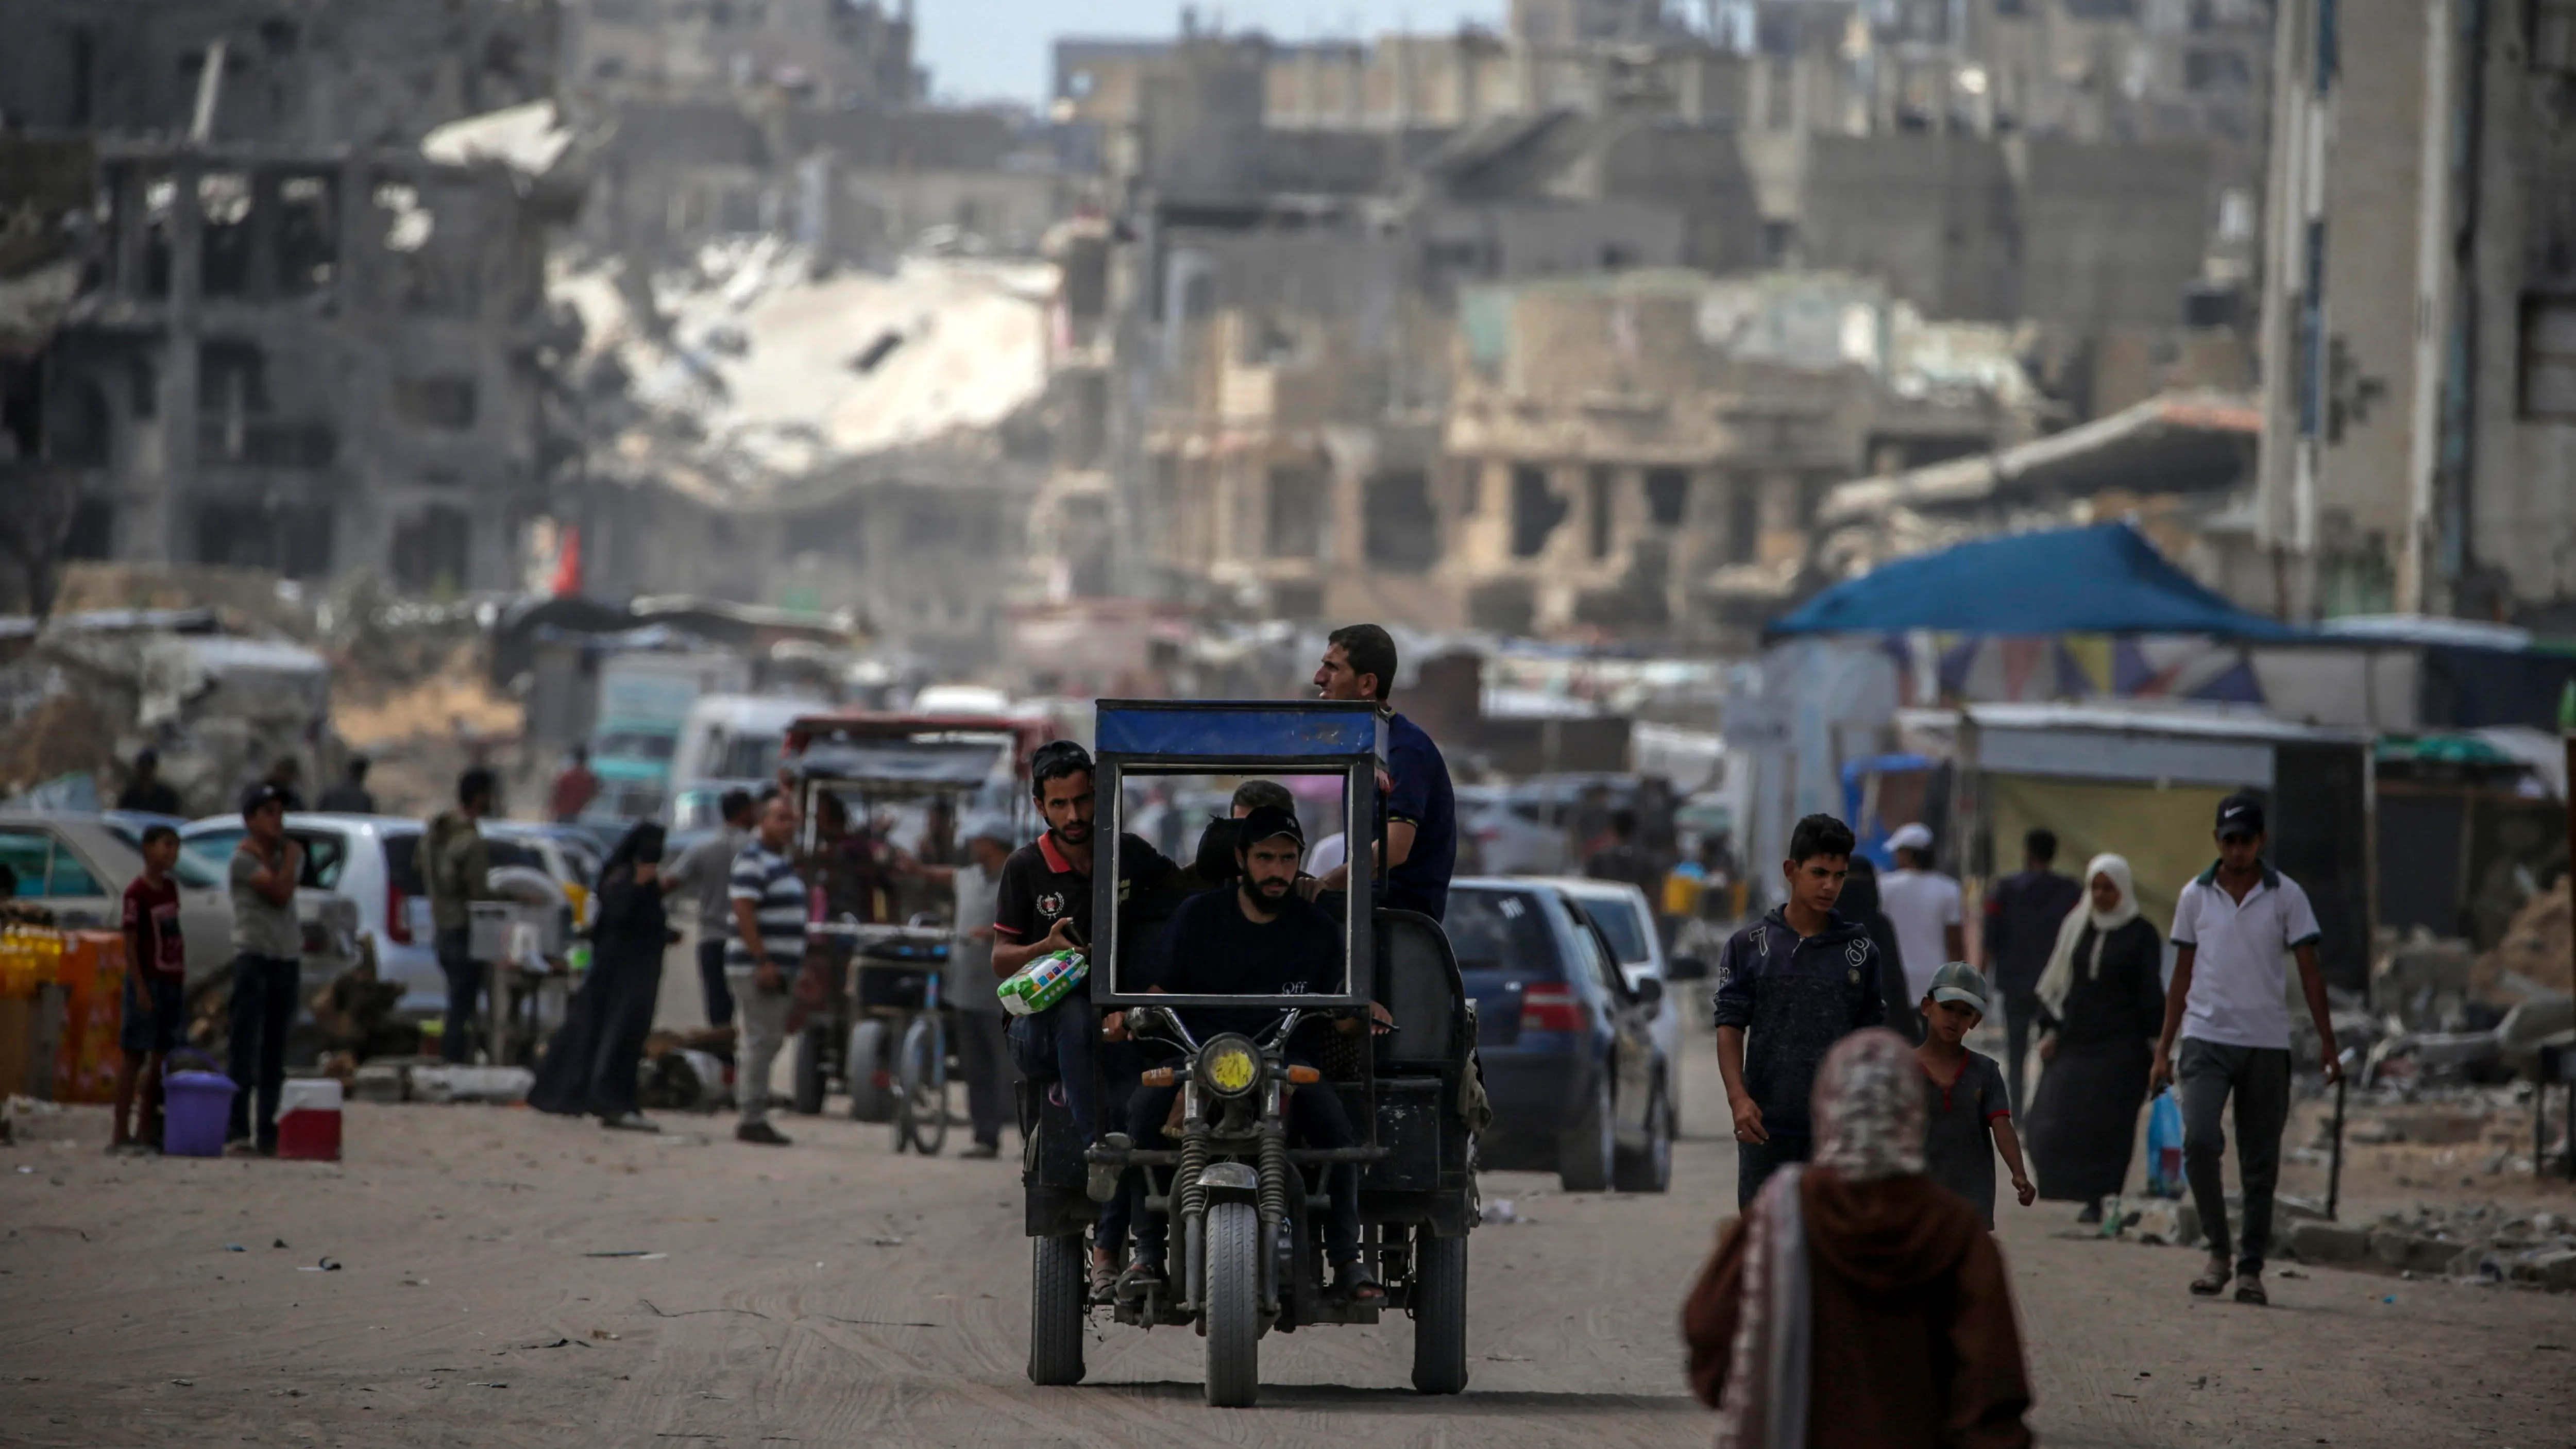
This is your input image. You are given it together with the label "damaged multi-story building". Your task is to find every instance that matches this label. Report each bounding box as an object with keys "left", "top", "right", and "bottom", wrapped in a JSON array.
[
  {"left": 558, "top": 0, "right": 918, "bottom": 112},
  {"left": 1042, "top": 0, "right": 2225, "bottom": 643},
  {"left": 2252, "top": 0, "right": 2576, "bottom": 626},
  {"left": 0, "top": 0, "right": 581, "bottom": 598}
]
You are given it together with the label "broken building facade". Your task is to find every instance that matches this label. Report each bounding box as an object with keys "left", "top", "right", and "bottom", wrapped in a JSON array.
[
  {"left": 2255, "top": 0, "right": 2576, "bottom": 626},
  {"left": 558, "top": 0, "right": 917, "bottom": 112},
  {"left": 1040, "top": 5, "right": 2215, "bottom": 643},
  {"left": 0, "top": 0, "right": 579, "bottom": 598}
]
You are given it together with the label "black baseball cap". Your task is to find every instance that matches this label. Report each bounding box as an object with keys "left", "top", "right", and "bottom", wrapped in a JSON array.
[
  {"left": 241, "top": 781, "right": 293, "bottom": 820},
  {"left": 2215, "top": 793, "right": 2265, "bottom": 838},
  {"left": 1234, "top": 804, "right": 1305, "bottom": 851}
]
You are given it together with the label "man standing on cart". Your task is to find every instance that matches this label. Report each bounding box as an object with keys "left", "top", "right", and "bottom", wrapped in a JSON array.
[{"left": 1309, "top": 623, "right": 1456, "bottom": 923}]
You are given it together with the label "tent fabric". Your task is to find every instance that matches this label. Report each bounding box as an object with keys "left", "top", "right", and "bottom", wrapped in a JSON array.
[{"left": 1770, "top": 524, "right": 2301, "bottom": 641}]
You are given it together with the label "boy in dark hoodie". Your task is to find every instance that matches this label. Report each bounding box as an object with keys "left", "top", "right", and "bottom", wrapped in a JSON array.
[{"left": 1714, "top": 813, "right": 1889, "bottom": 1208}]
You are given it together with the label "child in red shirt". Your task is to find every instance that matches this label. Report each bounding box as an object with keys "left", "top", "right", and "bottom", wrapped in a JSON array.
[{"left": 111, "top": 826, "right": 189, "bottom": 1153}]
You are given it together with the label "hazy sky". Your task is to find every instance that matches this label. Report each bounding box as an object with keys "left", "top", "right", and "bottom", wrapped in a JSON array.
[{"left": 914, "top": 0, "right": 1508, "bottom": 106}]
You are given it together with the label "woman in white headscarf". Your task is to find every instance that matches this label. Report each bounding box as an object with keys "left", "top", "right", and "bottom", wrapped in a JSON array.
[
  {"left": 1683, "top": 1029, "right": 2033, "bottom": 1449},
  {"left": 2023, "top": 854, "right": 2167, "bottom": 1219}
]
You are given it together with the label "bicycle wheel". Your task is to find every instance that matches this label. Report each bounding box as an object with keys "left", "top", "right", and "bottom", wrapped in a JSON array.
[{"left": 896, "top": 1013, "right": 950, "bottom": 1155}]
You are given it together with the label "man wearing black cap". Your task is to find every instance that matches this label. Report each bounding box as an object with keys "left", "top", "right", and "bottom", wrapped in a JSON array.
[
  {"left": 2151, "top": 793, "right": 2341, "bottom": 1307},
  {"left": 1095, "top": 804, "right": 1387, "bottom": 1304}
]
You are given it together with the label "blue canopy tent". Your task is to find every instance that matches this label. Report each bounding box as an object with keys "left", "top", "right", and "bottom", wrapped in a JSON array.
[{"left": 1769, "top": 523, "right": 2301, "bottom": 640}]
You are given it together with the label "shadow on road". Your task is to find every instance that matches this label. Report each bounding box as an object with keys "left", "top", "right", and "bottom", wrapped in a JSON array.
[{"left": 1088, "top": 1380, "right": 1699, "bottom": 1413}]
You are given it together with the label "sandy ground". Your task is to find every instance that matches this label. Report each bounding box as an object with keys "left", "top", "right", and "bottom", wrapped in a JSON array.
[{"left": 6, "top": 1018, "right": 2574, "bottom": 1448}]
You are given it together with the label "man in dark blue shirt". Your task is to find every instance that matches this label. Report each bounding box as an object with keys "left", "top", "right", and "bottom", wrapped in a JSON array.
[
  {"left": 1311, "top": 623, "right": 1455, "bottom": 922},
  {"left": 1713, "top": 812, "right": 1890, "bottom": 1208},
  {"left": 1100, "top": 805, "right": 1386, "bottom": 1304}
]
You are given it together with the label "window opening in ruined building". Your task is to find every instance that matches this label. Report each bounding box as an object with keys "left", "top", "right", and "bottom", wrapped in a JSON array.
[
  {"left": 277, "top": 175, "right": 337, "bottom": 295},
  {"left": 198, "top": 340, "right": 268, "bottom": 462},
  {"left": 66, "top": 29, "right": 95, "bottom": 127},
  {"left": 65, "top": 499, "right": 115, "bottom": 560},
  {"left": 1760, "top": 220, "right": 1795, "bottom": 267},
  {"left": 143, "top": 174, "right": 176, "bottom": 299},
  {"left": 2520, "top": 295, "right": 2576, "bottom": 420},
  {"left": 394, "top": 376, "right": 478, "bottom": 431},
  {"left": 128, "top": 356, "right": 156, "bottom": 419},
  {"left": 1645, "top": 468, "right": 1688, "bottom": 527},
  {"left": 1364, "top": 469, "right": 1439, "bottom": 572},
  {"left": 1586, "top": 466, "right": 1616, "bottom": 558},
  {"left": 1266, "top": 463, "right": 1327, "bottom": 558},
  {"left": 1510, "top": 465, "right": 1566, "bottom": 558},
  {"left": 49, "top": 379, "right": 112, "bottom": 468},
  {"left": 198, "top": 173, "right": 254, "bottom": 297},
  {"left": 1727, "top": 481, "right": 1760, "bottom": 565},
  {"left": 392, "top": 507, "right": 472, "bottom": 594}
]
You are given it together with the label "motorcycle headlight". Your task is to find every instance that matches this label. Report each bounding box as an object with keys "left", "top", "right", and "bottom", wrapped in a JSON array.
[{"left": 1196, "top": 1035, "right": 1261, "bottom": 1098}]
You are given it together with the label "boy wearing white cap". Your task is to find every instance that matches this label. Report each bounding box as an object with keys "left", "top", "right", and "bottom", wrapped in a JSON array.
[{"left": 1880, "top": 824, "right": 1964, "bottom": 1025}]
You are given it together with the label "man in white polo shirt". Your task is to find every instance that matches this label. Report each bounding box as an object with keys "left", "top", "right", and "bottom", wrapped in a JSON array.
[{"left": 2150, "top": 793, "right": 2342, "bottom": 1307}]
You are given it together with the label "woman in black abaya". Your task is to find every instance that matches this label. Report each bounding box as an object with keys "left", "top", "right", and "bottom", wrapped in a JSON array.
[
  {"left": 531, "top": 823, "right": 672, "bottom": 1130},
  {"left": 2024, "top": 854, "right": 2166, "bottom": 1218}
]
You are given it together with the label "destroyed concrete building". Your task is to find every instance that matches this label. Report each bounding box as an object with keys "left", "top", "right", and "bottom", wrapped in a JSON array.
[
  {"left": 580, "top": 103, "right": 1075, "bottom": 269},
  {"left": 0, "top": 0, "right": 581, "bottom": 600},
  {"left": 1437, "top": 270, "right": 2041, "bottom": 645},
  {"left": 555, "top": 238, "right": 1061, "bottom": 667},
  {"left": 1127, "top": 263, "right": 2043, "bottom": 646},
  {"left": 558, "top": 0, "right": 918, "bottom": 112},
  {"left": 2254, "top": 0, "right": 2576, "bottom": 627},
  {"left": 1808, "top": 390, "right": 2264, "bottom": 597}
]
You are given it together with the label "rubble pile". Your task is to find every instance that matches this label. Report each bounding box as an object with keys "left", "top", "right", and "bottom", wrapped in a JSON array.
[
  {"left": 2478, "top": 880, "right": 2573, "bottom": 998},
  {"left": 2093, "top": 1187, "right": 2576, "bottom": 1293},
  {"left": 2286, "top": 1204, "right": 2576, "bottom": 1292}
]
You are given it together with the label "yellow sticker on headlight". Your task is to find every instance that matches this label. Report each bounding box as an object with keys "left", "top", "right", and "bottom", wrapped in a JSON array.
[{"left": 1206, "top": 1045, "right": 1258, "bottom": 1095}]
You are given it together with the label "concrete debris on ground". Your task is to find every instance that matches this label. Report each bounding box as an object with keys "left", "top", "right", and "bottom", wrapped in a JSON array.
[
  {"left": 2286, "top": 1203, "right": 2576, "bottom": 1291},
  {"left": 2479, "top": 881, "right": 2573, "bottom": 998}
]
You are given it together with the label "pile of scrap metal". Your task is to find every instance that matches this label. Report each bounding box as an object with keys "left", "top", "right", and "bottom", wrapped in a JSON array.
[{"left": 0, "top": 608, "right": 330, "bottom": 817}]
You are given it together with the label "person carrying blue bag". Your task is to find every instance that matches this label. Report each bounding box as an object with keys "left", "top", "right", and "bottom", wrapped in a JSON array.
[{"left": 2150, "top": 796, "right": 2344, "bottom": 1307}]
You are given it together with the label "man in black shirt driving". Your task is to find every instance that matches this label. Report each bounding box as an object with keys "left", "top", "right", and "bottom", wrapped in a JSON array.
[{"left": 1097, "top": 805, "right": 1387, "bottom": 1305}]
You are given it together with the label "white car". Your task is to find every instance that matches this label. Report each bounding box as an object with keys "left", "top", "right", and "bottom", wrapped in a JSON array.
[
  {"left": 1541, "top": 877, "right": 1685, "bottom": 1128},
  {"left": 180, "top": 814, "right": 574, "bottom": 1020}
]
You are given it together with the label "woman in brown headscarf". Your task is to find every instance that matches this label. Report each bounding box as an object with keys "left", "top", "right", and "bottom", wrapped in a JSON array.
[{"left": 1682, "top": 1028, "right": 2033, "bottom": 1449}]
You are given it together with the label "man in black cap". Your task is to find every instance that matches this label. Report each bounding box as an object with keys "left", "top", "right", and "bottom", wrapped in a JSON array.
[
  {"left": 2151, "top": 792, "right": 2341, "bottom": 1308},
  {"left": 1093, "top": 804, "right": 1388, "bottom": 1305}
]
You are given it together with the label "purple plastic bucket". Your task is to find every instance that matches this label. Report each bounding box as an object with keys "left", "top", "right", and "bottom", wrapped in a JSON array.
[{"left": 163, "top": 1049, "right": 238, "bottom": 1158}]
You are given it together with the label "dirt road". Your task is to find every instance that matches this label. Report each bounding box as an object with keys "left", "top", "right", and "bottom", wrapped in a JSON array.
[{"left": 5, "top": 1029, "right": 2571, "bottom": 1447}]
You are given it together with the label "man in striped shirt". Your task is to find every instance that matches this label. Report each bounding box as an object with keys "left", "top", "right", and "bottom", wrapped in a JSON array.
[{"left": 727, "top": 789, "right": 807, "bottom": 1146}]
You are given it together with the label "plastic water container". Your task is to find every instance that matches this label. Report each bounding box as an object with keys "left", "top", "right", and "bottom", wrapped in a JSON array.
[
  {"left": 276, "top": 1078, "right": 343, "bottom": 1161},
  {"left": 162, "top": 1050, "right": 238, "bottom": 1157},
  {"left": 2145, "top": 1089, "right": 2185, "bottom": 1198}
]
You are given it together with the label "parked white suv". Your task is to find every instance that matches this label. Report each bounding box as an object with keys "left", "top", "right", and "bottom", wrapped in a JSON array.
[{"left": 181, "top": 814, "right": 580, "bottom": 1021}]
